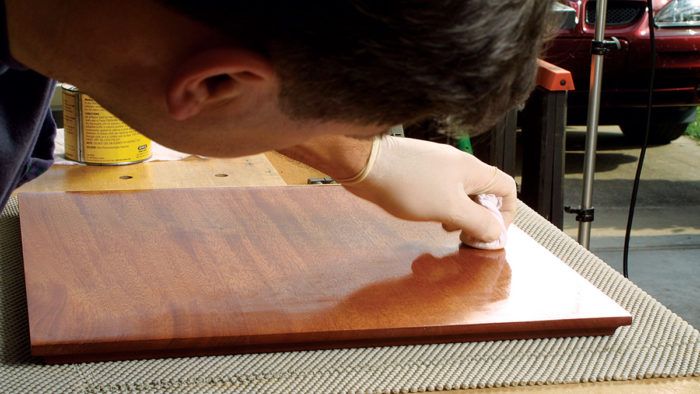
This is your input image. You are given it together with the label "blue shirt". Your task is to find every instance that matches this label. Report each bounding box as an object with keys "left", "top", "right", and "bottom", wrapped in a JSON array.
[{"left": 0, "top": 0, "right": 56, "bottom": 210}]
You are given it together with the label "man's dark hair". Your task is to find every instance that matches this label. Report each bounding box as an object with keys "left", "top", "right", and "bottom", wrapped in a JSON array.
[{"left": 164, "top": 1, "right": 553, "bottom": 133}]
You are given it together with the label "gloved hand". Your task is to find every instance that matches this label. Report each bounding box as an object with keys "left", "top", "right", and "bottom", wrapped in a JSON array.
[{"left": 338, "top": 136, "right": 516, "bottom": 248}]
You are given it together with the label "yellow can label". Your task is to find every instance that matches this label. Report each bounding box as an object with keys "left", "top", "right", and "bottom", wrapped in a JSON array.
[
  {"left": 63, "top": 89, "right": 80, "bottom": 161},
  {"left": 63, "top": 88, "right": 151, "bottom": 165}
]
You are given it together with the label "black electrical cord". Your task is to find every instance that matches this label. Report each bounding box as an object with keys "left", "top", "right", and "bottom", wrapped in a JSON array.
[{"left": 622, "top": 0, "right": 657, "bottom": 278}]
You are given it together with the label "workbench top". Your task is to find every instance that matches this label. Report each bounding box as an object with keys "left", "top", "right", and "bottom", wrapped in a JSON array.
[{"left": 5, "top": 154, "right": 698, "bottom": 393}]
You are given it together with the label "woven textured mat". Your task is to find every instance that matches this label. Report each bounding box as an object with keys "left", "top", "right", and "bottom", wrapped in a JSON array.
[{"left": 1, "top": 195, "right": 698, "bottom": 393}]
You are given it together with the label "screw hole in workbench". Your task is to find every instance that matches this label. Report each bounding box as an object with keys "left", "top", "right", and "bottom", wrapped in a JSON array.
[
  {"left": 214, "top": 173, "right": 229, "bottom": 177},
  {"left": 119, "top": 175, "right": 133, "bottom": 180}
]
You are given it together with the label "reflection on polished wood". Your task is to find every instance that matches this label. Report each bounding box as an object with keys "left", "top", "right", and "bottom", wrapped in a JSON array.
[{"left": 19, "top": 186, "right": 631, "bottom": 363}]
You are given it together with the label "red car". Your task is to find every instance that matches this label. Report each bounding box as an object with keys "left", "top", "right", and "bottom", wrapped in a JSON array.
[{"left": 547, "top": 0, "right": 700, "bottom": 143}]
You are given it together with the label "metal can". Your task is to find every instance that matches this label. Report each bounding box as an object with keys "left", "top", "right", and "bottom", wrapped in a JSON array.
[{"left": 62, "top": 84, "right": 151, "bottom": 165}]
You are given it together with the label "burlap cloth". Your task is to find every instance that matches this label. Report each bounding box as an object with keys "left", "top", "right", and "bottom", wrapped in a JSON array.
[{"left": 1, "top": 196, "right": 697, "bottom": 393}]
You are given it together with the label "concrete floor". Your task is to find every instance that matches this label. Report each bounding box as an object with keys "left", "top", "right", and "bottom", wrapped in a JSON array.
[{"left": 557, "top": 127, "right": 699, "bottom": 329}]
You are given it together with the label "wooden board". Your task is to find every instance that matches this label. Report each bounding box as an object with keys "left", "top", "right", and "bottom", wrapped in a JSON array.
[
  {"left": 14, "top": 155, "right": 285, "bottom": 193},
  {"left": 264, "top": 151, "right": 328, "bottom": 185},
  {"left": 18, "top": 187, "right": 631, "bottom": 363}
]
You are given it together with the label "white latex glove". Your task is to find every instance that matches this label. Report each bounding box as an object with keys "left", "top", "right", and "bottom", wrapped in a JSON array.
[{"left": 338, "top": 136, "right": 517, "bottom": 248}]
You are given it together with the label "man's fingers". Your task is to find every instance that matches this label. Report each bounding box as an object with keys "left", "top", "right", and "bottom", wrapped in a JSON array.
[
  {"left": 465, "top": 161, "right": 518, "bottom": 227},
  {"left": 499, "top": 191, "right": 518, "bottom": 227},
  {"left": 442, "top": 222, "right": 461, "bottom": 232},
  {"left": 442, "top": 193, "right": 502, "bottom": 243}
]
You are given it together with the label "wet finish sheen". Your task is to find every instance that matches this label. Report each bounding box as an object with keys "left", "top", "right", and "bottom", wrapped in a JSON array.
[{"left": 18, "top": 186, "right": 631, "bottom": 363}]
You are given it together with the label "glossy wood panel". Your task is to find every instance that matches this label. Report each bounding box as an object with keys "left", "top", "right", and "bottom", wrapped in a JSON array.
[{"left": 18, "top": 187, "right": 631, "bottom": 363}]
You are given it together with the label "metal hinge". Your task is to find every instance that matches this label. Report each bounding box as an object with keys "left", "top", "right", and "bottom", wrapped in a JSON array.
[{"left": 307, "top": 177, "right": 336, "bottom": 185}]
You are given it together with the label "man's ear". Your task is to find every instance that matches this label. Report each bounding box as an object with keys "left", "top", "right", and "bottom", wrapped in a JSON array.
[{"left": 166, "top": 48, "right": 275, "bottom": 121}]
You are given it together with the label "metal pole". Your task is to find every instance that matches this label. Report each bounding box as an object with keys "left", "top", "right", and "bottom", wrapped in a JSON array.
[{"left": 577, "top": 0, "right": 610, "bottom": 249}]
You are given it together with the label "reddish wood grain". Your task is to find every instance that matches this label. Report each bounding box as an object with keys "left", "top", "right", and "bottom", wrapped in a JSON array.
[{"left": 18, "top": 187, "right": 631, "bottom": 363}]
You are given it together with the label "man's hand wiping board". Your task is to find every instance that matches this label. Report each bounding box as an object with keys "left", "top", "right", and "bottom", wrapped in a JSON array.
[
  {"left": 462, "top": 194, "right": 507, "bottom": 250},
  {"left": 339, "top": 135, "right": 516, "bottom": 249}
]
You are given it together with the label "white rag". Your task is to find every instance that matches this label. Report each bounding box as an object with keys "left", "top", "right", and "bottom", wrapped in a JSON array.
[{"left": 462, "top": 194, "right": 508, "bottom": 250}]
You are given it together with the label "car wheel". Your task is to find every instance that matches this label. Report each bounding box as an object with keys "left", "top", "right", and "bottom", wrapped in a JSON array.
[{"left": 619, "top": 107, "right": 696, "bottom": 145}]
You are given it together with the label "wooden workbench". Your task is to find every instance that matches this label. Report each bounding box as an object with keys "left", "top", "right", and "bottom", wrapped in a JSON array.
[{"left": 12, "top": 154, "right": 699, "bottom": 393}]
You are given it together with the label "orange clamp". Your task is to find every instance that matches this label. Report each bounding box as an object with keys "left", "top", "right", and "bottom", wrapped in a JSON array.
[{"left": 536, "top": 59, "right": 575, "bottom": 91}]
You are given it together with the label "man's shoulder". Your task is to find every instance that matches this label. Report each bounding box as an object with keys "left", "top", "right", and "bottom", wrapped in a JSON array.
[{"left": 0, "top": 70, "right": 56, "bottom": 210}]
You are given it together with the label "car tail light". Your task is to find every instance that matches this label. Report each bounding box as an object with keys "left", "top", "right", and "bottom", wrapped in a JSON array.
[{"left": 656, "top": 0, "right": 700, "bottom": 27}]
